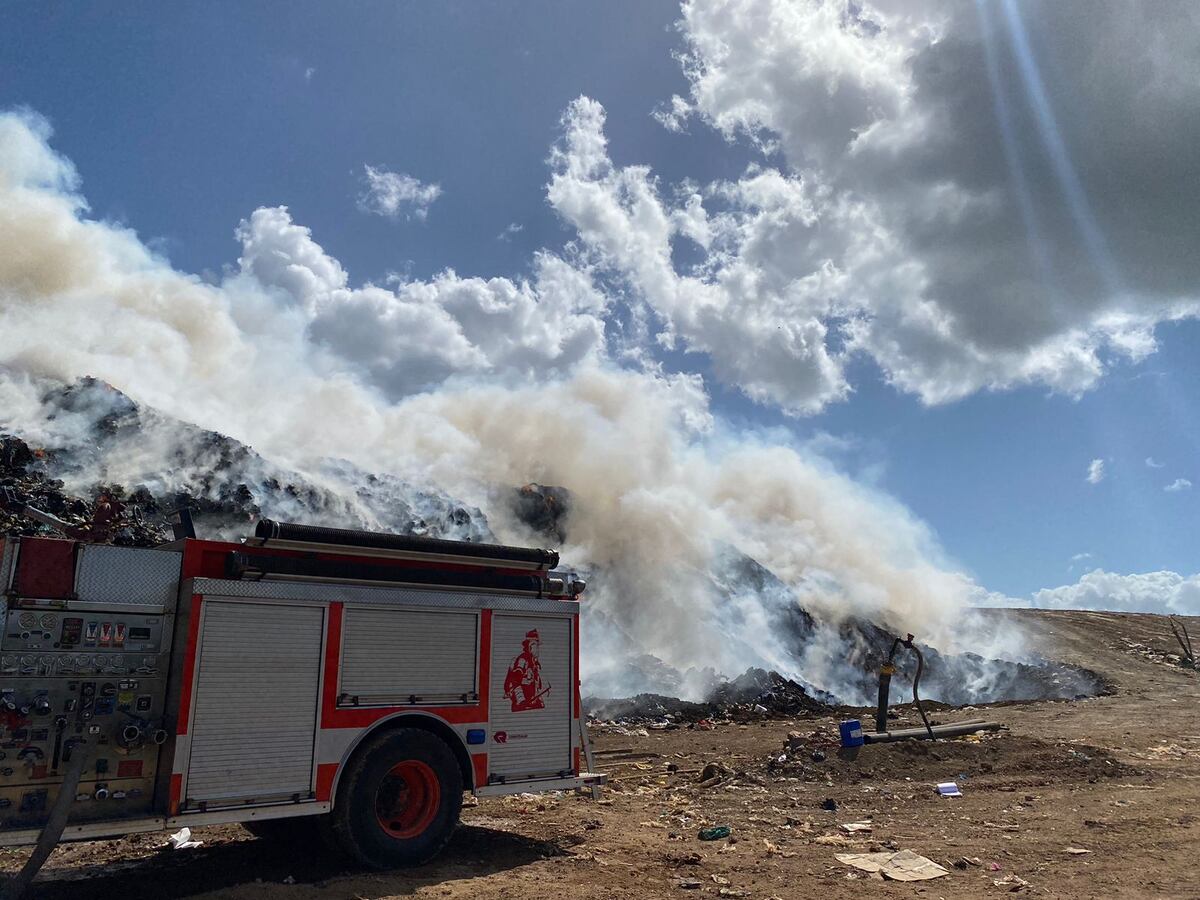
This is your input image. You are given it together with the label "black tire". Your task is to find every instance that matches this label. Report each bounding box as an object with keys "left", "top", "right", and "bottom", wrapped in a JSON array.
[{"left": 328, "top": 728, "right": 462, "bottom": 868}]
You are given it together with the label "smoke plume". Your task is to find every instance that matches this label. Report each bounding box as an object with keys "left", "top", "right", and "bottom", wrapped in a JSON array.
[{"left": 0, "top": 107, "right": 1031, "bottom": 703}]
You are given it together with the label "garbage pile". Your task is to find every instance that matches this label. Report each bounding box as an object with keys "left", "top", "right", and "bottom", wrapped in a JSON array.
[
  {"left": 1, "top": 433, "right": 165, "bottom": 546},
  {"left": 1, "top": 376, "right": 490, "bottom": 545},
  {"left": 586, "top": 667, "right": 831, "bottom": 726}
]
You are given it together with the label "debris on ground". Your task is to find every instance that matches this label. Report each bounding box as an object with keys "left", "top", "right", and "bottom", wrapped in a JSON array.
[
  {"left": 165, "top": 828, "right": 202, "bottom": 850},
  {"left": 698, "top": 826, "right": 732, "bottom": 841},
  {"left": 835, "top": 849, "right": 950, "bottom": 881}
]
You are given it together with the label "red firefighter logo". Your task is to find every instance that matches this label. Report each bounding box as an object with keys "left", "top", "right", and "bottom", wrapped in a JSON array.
[{"left": 503, "top": 629, "right": 550, "bottom": 712}]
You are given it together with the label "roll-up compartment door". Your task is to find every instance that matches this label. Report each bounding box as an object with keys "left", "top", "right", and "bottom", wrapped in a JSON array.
[
  {"left": 340, "top": 607, "right": 478, "bottom": 705},
  {"left": 488, "top": 614, "right": 572, "bottom": 781},
  {"left": 185, "top": 601, "right": 324, "bottom": 807}
]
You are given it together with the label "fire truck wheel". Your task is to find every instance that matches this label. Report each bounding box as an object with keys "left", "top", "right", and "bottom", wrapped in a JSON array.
[{"left": 331, "top": 728, "right": 463, "bottom": 868}]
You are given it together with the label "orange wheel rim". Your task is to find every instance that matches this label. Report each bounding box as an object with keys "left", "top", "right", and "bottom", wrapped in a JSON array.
[{"left": 375, "top": 760, "right": 440, "bottom": 839}]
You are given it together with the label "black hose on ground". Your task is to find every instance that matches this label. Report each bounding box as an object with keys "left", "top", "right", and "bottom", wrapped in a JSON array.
[{"left": 2, "top": 740, "right": 89, "bottom": 900}]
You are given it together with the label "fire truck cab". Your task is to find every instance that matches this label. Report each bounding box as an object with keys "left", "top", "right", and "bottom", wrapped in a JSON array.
[{"left": 0, "top": 520, "right": 601, "bottom": 867}]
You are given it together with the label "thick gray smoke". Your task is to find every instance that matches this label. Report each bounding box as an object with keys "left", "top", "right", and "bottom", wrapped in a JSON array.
[{"left": 0, "top": 108, "right": 1031, "bottom": 704}]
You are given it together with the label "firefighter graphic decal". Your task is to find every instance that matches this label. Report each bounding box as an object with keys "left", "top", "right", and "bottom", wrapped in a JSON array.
[{"left": 503, "top": 628, "right": 551, "bottom": 712}]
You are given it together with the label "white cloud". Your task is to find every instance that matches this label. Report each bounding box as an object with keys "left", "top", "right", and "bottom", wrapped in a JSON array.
[
  {"left": 548, "top": 98, "right": 850, "bottom": 414},
  {"left": 234, "top": 206, "right": 609, "bottom": 396},
  {"left": 1165, "top": 478, "right": 1193, "bottom": 493},
  {"left": 497, "top": 222, "right": 523, "bottom": 241},
  {"left": 1086, "top": 458, "right": 1105, "bottom": 484},
  {"left": 1033, "top": 569, "right": 1200, "bottom": 615},
  {"left": 304, "top": 67, "right": 316, "bottom": 82},
  {"left": 1146, "top": 457, "right": 1165, "bottom": 468},
  {"left": 645, "top": 0, "right": 1200, "bottom": 409},
  {"left": 357, "top": 165, "right": 442, "bottom": 221}
]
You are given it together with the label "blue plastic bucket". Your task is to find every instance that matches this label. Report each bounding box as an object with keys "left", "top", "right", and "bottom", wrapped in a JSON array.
[{"left": 839, "top": 719, "right": 865, "bottom": 748}]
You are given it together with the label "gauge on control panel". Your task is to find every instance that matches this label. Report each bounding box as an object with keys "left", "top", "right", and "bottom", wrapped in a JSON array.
[
  {"left": 18, "top": 612, "right": 37, "bottom": 630},
  {"left": 40, "top": 613, "right": 58, "bottom": 630}
]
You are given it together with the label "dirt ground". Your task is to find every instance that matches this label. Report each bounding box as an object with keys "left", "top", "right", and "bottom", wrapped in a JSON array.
[{"left": 4, "top": 609, "right": 1199, "bottom": 899}]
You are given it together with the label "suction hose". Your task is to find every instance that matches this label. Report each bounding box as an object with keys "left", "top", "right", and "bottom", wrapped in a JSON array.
[{"left": 875, "top": 634, "right": 936, "bottom": 741}]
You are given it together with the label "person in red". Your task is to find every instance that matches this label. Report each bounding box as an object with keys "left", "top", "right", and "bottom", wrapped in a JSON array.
[{"left": 503, "top": 629, "right": 550, "bottom": 712}]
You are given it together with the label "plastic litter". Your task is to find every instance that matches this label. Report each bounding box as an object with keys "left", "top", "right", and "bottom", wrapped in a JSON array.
[
  {"left": 166, "top": 827, "right": 202, "bottom": 850},
  {"left": 936, "top": 781, "right": 963, "bottom": 798},
  {"left": 699, "top": 825, "right": 732, "bottom": 841}
]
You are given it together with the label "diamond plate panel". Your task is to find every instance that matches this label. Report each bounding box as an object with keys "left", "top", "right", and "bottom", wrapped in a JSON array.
[
  {"left": 75, "top": 545, "right": 182, "bottom": 609},
  {"left": 189, "top": 577, "right": 577, "bottom": 614}
]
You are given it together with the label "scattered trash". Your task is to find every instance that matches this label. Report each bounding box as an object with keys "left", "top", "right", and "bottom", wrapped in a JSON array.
[
  {"left": 677, "top": 877, "right": 703, "bottom": 890},
  {"left": 1064, "top": 847, "right": 1092, "bottom": 855},
  {"left": 993, "top": 874, "right": 1031, "bottom": 891},
  {"left": 821, "top": 798, "right": 839, "bottom": 812},
  {"left": 953, "top": 856, "right": 982, "bottom": 869},
  {"left": 936, "top": 781, "right": 963, "bottom": 798},
  {"left": 699, "top": 825, "right": 732, "bottom": 841},
  {"left": 839, "top": 821, "right": 873, "bottom": 834},
  {"left": 282, "top": 876, "right": 295, "bottom": 885},
  {"left": 835, "top": 849, "right": 950, "bottom": 881},
  {"left": 811, "top": 749, "right": 826, "bottom": 763},
  {"left": 839, "top": 719, "right": 865, "bottom": 748},
  {"left": 165, "top": 827, "right": 202, "bottom": 850},
  {"left": 988, "top": 862, "right": 1003, "bottom": 872}
]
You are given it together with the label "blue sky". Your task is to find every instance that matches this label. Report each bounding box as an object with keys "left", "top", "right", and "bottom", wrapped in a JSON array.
[{"left": 1, "top": 1, "right": 1197, "bottom": 605}]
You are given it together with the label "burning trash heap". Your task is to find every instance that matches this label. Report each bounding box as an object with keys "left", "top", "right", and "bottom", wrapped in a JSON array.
[{"left": 2, "top": 376, "right": 1107, "bottom": 720}]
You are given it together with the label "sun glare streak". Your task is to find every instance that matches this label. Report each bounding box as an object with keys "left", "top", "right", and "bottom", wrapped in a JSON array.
[
  {"left": 974, "top": 0, "right": 1056, "bottom": 290},
  {"left": 999, "top": 0, "right": 1123, "bottom": 293}
]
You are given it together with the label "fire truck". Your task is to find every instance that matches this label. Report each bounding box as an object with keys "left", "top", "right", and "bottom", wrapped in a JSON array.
[{"left": 0, "top": 518, "right": 602, "bottom": 869}]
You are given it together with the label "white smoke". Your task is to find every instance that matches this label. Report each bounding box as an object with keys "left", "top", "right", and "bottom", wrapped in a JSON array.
[{"left": 0, "top": 107, "right": 1025, "bottom": 701}]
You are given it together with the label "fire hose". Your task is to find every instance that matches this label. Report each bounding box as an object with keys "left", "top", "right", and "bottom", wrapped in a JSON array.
[
  {"left": 2, "top": 740, "right": 89, "bottom": 900},
  {"left": 875, "top": 634, "right": 936, "bottom": 741}
]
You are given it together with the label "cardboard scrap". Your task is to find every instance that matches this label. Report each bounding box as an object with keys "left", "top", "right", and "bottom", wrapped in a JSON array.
[{"left": 835, "top": 849, "right": 950, "bottom": 881}]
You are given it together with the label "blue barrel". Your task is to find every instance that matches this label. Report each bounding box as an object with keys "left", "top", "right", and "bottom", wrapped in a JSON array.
[{"left": 839, "top": 719, "right": 865, "bottom": 748}]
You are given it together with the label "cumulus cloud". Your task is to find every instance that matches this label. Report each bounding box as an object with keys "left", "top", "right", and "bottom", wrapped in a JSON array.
[
  {"left": 1165, "top": 478, "right": 1193, "bottom": 493},
  {"left": 1086, "top": 458, "right": 1105, "bottom": 484},
  {"left": 548, "top": 97, "right": 850, "bottom": 413},
  {"left": 641, "top": 0, "right": 1200, "bottom": 409},
  {"left": 358, "top": 164, "right": 442, "bottom": 221},
  {"left": 1033, "top": 569, "right": 1200, "bottom": 616}
]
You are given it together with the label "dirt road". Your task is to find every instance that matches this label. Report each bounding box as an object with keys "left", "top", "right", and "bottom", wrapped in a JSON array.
[{"left": 4, "top": 609, "right": 1199, "bottom": 899}]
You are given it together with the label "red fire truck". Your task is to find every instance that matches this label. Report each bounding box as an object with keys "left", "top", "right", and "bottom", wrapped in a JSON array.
[{"left": 0, "top": 519, "right": 602, "bottom": 869}]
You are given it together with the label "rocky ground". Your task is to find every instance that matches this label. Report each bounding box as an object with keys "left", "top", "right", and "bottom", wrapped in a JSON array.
[{"left": 4, "top": 608, "right": 1199, "bottom": 899}]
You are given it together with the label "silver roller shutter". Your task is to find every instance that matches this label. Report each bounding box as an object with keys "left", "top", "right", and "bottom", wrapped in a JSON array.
[
  {"left": 185, "top": 601, "right": 324, "bottom": 806},
  {"left": 488, "top": 614, "right": 572, "bottom": 781},
  {"left": 340, "top": 608, "right": 478, "bottom": 705}
]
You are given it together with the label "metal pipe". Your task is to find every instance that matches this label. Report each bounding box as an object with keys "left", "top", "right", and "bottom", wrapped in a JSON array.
[{"left": 862, "top": 721, "right": 1002, "bottom": 744}]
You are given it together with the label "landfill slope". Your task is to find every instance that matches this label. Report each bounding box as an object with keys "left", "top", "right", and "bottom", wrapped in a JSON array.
[{"left": 4, "top": 607, "right": 1198, "bottom": 899}]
